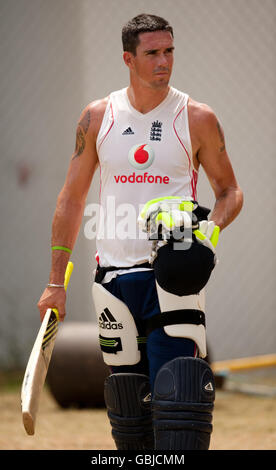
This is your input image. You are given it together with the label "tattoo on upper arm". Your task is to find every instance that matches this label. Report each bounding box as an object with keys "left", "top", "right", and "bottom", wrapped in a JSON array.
[
  {"left": 72, "top": 109, "right": 91, "bottom": 160},
  {"left": 216, "top": 120, "right": 225, "bottom": 152}
]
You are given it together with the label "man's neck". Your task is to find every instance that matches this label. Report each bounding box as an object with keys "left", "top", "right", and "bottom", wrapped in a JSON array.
[{"left": 127, "top": 84, "right": 170, "bottom": 114}]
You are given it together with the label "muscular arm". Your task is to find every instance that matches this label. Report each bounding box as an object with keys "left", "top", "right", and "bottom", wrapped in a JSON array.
[
  {"left": 50, "top": 106, "right": 98, "bottom": 284},
  {"left": 38, "top": 99, "right": 106, "bottom": 320},
  {"left": 191, "top": 103, "right": 243, "bottom": 230}
]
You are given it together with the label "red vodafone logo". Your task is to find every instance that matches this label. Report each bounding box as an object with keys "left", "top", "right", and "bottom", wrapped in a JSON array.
[
  {"left": 128, "top": 143, "right": 154, "bottom": 170},
  {"left": 113, "top": 142, "right": 169, "bottom": 184},
  {"left": 134, "top": 144, "right": 148, "bottom": 164}
]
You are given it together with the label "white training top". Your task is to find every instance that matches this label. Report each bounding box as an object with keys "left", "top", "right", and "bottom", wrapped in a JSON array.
[{"left": 95, "top": 86, "right": 198, "bottom": 282}]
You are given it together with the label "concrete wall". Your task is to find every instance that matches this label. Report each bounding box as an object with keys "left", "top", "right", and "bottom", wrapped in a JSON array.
[{"left": 0, "top": 0, "right": 275, "bottom": 368}]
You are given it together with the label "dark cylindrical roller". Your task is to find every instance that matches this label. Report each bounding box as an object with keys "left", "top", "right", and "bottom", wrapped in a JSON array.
[{"left": 47, "top": 322, "right": 110, "bottom": 408}]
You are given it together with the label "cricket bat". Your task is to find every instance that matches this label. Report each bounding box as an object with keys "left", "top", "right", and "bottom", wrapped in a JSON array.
[{"left": 21, "top": 261, "right": 74, "bottom": 435}]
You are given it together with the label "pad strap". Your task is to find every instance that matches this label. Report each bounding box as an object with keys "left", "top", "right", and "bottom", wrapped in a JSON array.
[{"left": 146, "top": 309, "right": 205, "bottom": 336}]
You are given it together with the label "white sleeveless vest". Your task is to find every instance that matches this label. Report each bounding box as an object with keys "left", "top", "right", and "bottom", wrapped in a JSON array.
[{"left": 95, "top": 86, "right": 198, "bottom": 280}]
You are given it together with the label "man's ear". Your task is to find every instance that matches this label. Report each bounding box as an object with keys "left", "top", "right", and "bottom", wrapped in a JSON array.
[{"left": 123, "top": 51, "right": 134, "bottom": 69}]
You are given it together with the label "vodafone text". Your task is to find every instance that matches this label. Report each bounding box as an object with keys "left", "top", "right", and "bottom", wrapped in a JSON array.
[{"left": 114, "top": 172, "right": 169, "bottom": 184}]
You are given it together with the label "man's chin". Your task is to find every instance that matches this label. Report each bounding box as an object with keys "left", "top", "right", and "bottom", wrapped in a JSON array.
[{"left": 150, "top": 78, "right": 170, "bottom": 89}]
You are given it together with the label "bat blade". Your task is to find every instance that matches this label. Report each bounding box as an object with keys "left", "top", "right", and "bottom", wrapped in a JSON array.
[
  {"left": 21, "top": 261, "right": 74, "bottom": 435},
  {"left": 21, "top": 308, "right": 58, "bottom": 435}
]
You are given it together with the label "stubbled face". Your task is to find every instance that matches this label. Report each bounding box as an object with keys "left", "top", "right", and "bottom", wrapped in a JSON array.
[{"left": 124, "top": 30, "right": 174, "bottom": 89}]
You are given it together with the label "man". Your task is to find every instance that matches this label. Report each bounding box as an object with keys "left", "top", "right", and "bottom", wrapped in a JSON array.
[{"left": 38, "top": 14, "right": 243, "bottom": 450}]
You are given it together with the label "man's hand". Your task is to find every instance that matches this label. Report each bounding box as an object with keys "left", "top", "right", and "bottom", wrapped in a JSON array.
[
  {"left": 37, "top": 287, "right": 66, "bottom": 322},
  {"left": 138, "top": 196, "right": 196, "bottom": 239},
  {"left": 193, "top": 221, "right": 220, "bottom": 254}
]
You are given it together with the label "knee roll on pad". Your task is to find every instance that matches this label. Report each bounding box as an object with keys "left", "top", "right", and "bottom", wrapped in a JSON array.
[
  {"left": 104, "top": 373, "right": 154, "bottom": 450},
  {"left": 152, "top": 357, "right": 215, "bottom": 450}
]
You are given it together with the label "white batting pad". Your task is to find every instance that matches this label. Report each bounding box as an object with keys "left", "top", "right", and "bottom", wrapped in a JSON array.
[
  {"left": 155, "top": 282, "right": 207, "bottom": 358},
  {"left": 92, "top": 282, "right": 140, "bottom": 366}
]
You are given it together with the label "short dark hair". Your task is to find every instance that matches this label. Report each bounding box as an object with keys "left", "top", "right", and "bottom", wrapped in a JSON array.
[{"left": 122, "top": 14, "right": 174, "bottom": 55}]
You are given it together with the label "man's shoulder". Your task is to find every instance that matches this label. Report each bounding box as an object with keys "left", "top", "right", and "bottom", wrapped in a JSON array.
[
  {"left": 78, "top": 97, "right": 109, "bottom": 139},
  {"left": 188, "top": 97, "right": 216, "bottom": 123},
  {"left": 187, "top": 97, "right": 221, "bottom": 155},
  {"left": 188, "top": 97, "right": 219, "bottom": 136},
  {"left": 86, "top": 96, "right": 109, "bottom": 117},
  {"left": 85, "top": 87, "right": 126, "bottom": 115}
]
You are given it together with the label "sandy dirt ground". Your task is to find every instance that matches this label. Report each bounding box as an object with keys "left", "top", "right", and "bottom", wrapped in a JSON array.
[{"left": 0, "top": 377, "right": 276, "bottom": 451}]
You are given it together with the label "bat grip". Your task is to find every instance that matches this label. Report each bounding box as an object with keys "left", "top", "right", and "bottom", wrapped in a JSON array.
[{"left": 52, "top": 261, "right": 74, "bottom": 321}]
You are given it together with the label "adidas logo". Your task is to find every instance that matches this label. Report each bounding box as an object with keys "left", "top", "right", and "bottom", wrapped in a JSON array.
[
  {"left": 122, "top": 127, "right": 134, "bottom": 135},
  {"left": 99, "top": 307, "right": 123, "bottom": 330}
]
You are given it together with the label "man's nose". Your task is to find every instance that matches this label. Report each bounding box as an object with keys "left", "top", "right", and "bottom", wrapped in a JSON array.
[{"left": 157, "top": 53, "right": 169, "bottom": 67}]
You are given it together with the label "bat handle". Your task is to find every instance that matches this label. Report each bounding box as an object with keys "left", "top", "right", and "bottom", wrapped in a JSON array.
[{"left": 52, "top": 261, "right": 74, "bottom": 322}]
